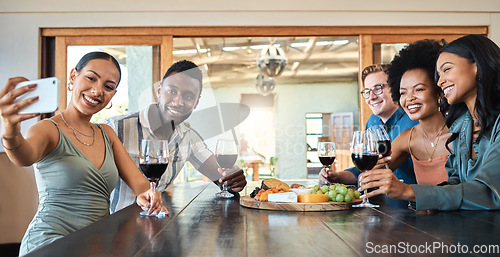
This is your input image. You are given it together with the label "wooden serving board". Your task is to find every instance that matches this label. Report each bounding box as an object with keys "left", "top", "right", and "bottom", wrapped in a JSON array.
[{"left": 239, "top": 195, "right": 362, "bottom": 212}]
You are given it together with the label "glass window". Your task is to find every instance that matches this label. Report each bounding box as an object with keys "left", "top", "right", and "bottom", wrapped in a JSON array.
[{"left": 172, "top": 36, "right": 360, "bottom": 179}]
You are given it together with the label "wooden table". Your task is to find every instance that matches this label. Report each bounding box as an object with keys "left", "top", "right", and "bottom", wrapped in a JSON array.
[{"left": 25, "top": 181, "right": 500, "bottom": 257}]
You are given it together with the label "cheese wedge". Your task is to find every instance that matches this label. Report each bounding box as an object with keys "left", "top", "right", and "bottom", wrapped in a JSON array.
[
  {"left": 297, "top": 194, "right": 328, "bottom": 203},
  {"left": 268, "top": 192, "right": 298, "bottom": 203}
]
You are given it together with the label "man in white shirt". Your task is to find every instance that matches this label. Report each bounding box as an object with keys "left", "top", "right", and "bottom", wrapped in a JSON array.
[{"left": 107, "top": 60, "right": 247, "bottom": 213}]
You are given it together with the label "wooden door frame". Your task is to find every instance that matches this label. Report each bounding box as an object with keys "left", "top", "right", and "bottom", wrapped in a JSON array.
[{"left": 41, "top": 26, "right": 488, "bottom": 123}]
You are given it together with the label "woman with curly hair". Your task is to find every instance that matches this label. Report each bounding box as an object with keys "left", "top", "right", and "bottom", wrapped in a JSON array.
[
  {"left": 360, "top": 34, "right": 500, "bottom": 211},
  {"left": 371, "top": 39, "right": 451, "bottom": 186}
]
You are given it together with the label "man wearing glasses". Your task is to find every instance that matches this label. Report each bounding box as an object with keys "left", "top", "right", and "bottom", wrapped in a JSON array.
[{"left": 319, "top": 64, "right": 418, "bottom": 186}]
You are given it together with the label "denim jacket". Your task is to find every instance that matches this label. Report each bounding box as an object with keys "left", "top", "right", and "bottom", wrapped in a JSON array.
[{"left": 412, "top": 111, "right": 500, "bottom": 210}]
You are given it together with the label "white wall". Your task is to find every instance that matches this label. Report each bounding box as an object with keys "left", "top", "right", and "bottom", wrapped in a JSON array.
[{"left": 1, "top": 0, "right": 500, "bottom": 244}]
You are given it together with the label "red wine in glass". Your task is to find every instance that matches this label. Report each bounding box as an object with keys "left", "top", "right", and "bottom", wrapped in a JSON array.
[
  {"left": 215, "top": 139, "right": 238, "bottom": 198},
  {"left": 216, "top": 154, "right": 238, "bottom": 169},
  {"left": 140, "top": 163, "right": 168, "bottom": 183},
  {"left": 317, "top": 142, "right": 336, "bottom": 186},
  {"left": 319, "top": 156, "right": 336, "bottom": 166},
  {"left": 139, "top": 139, "right": 169, "bottom": 217},
  {"left": 351, "top": 130, "right": 379, "bottom": 208},
  {"left": 377, "top": 140, "right": 392, "bottom": 158},
  {"left": 370, "top": 125, "right": 392, "bottom": 169},
  {"left": 351, "top": 153, "right": 378, "bottom": 170}
]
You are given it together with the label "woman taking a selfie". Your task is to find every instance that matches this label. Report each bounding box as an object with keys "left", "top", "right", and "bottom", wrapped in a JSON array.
[{"left": 0, "top": 52, "right": 167, "bottom": 255}]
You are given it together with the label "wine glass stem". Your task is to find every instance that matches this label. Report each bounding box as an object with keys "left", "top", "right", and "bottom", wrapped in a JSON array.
[
  {"left": 222, "top": 181, "right": 228, "bottom": 192},
  {"left": 362, "top": 189, "right": 369, "bottom": 204},
  {"left": 150, "top": 181, "right": 156, "bottom": 208}
]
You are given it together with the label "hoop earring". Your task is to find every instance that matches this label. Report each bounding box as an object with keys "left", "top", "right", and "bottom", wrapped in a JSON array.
[
  {"left": 105, "top": 102, "right": 113, "bottom": 109},
  {"left": 67, "top": 83, "right": 73, "bottom": 91},
  {"left": 437, "top": 98, "right": 442, "bottom": 112}
]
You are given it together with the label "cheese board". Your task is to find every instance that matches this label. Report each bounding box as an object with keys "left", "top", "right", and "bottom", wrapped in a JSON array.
[{"left": 239, "top": 195, "right": 362, "bottom": 212}]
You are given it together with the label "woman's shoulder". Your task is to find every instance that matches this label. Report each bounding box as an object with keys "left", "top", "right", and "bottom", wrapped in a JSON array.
[
  {"left": 28, "top": 118, "right": 59, "bottom": 136},
  {"left": 98, "top": 123, "right": 119, "bottom": 143},
  {"left": 392, "top": 126, "right": 413, "bottom": 152}
]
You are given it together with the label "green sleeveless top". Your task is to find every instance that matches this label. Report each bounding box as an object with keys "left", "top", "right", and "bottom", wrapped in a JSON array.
[{"left": 20, "top": 119, "right": 119, "bottom": 255}]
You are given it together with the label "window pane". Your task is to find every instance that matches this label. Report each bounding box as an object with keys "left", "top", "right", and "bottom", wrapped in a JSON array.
[
  {"left": 379, "top": 43, "right": 408, "bottom": 64},
  {"left": 173, "top": 36, "right": 359, "bottom": 179},
  {"left": 306, "top": 118, "right": 323, "bottom": 134}
]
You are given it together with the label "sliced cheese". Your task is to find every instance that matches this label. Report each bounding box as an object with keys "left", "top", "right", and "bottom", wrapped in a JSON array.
[
  {"left": 268, "top": 192, "right": 298, "bottom": 203},
  {"left": 297, "top": 194, "right": 328, "bottom": 203},
  {"left": 290, "top": 188, "right": 313, "bottom": 195}
]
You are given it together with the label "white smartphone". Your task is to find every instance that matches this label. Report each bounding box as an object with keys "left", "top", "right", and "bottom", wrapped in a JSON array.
[{"left": 14, "top": 77, "right": 60, "bottom": 114}]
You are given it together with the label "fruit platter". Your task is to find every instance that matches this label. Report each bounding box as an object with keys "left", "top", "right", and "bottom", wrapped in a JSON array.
[{"left": 240, "top": 179, "right": 362, "bottom": 212}]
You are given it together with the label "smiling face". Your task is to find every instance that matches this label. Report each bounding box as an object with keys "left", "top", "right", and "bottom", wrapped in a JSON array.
[
  {"left": 68, "top": 59, "right": 119, "bottom": 116},
  {"left": 363, "top": 71, "right": 399, "bottom": 122},
  {"left": 157, "top": 72, "right": 201, "bottom": 125},
  {"left": 399, "top": 69, "right": 441, "bottom": 121},
  {"left": 436, "top": 52, "right": 477, "bottom": 106}
]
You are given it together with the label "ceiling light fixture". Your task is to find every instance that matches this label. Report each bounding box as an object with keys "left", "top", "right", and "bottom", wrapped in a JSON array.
[
  {"left": 255, "top": 73, "right": 276, "bottom": 96},
  {"left": 256, "top": 44, "right": 287, "bottom": 77}
]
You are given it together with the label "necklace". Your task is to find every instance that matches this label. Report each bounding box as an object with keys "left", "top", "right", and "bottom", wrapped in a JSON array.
[
  {"left": 60, "top": 112, "right": 95, "bottom": 146},
  {"left": 421, "top": 124, "right": 446, "bottom": 148},
  {"left": 472, "top": 118, "right": 481, "bottom": 127},
  {"left": 420, "top": 124, "right": 445, "bottom": 162}
]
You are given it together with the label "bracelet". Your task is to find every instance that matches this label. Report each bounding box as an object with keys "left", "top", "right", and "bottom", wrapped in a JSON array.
[{"left": 1, "top": 136, "right": 24, "bottom": 151}]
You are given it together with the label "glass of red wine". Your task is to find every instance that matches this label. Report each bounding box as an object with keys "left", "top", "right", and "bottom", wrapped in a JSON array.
[
  {"left": 215, "top": 139, "right": 238, "bottom": 198},
  {"left": 318, "top": 142, "right": 336, "bottom": 185},
  {"left": 369, "top": 125, "right": 391, "bottom": 169},
  {"left": 351, "top": 130, "right": 380, "bottom": 208},
  {"left": 139, "top": 139, "right": 169, "bottom": 217}
]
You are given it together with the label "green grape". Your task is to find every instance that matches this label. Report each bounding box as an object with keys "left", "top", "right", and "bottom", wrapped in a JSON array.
[
  {"left": 335, "top": 194, "right": 344, "bottom": 202},
  {"left": 338, "top": 186, "right": 348, "bottom": 196},
  {"left": 313, "top": 185, "right": 320, "bottom": 191},
  {"left": 329, "top": 185, "right": 336, "bottom": 191},
  {"left": 327, "top": 190, "right": 337, "bottom": 201},
  {"left": 347, "top": 191, "right": 355, "bottom": 200},
  {"left": 316, "top": 190, "right": 324, "bottom": 194},
  {"left": 354, "top": 191, "right": 361, "bottom": 199},
  {"left": 344, "top": 194, "right": 352, "bottom": 203},
  {"left": 321, "top": 185, "right": 329, "bottom": 193}
]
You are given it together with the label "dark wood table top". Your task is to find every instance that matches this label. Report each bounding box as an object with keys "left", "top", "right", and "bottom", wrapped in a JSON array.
[{"left": 25, "top": 181, "right": 500, "bottom": 257}]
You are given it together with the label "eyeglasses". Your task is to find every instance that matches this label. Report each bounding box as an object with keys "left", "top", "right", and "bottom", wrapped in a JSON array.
[{"left": 360, "top": 84, "right": 387, "bottom": 99}]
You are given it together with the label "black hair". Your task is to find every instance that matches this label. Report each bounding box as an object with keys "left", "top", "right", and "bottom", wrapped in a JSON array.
[
  {"left": 162, "top": 60, "right": 203, "bottom": 95},
  {"left": 75, "top": 51, "right": 121, "bottom": 86},
  {"left": 438, "top": 34, "right": 500, "bottom": 149},
  {"left": 388, "top": 39, "right": 448, "bottom": 117}
]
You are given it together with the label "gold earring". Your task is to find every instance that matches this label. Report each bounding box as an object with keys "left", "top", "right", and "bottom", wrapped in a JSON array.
[
  {"left": 105, "top": 102, "right": 113, "bottom": 109},
  {"left": 438, "top": 98, "right": 442, "bottom": 112}
]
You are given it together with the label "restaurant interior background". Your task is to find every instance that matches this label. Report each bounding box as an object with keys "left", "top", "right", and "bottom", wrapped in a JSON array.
[{"left": 1, "top": 0, "right": 499, "bottom": 246}]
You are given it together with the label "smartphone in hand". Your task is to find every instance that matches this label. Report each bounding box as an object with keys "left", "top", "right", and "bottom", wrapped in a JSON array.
[{"left": 14, "top": 77, "right": 59, "bottom": 114}]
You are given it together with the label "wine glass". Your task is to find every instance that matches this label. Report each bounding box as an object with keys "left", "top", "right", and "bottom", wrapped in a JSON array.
[
  {"left": 139, "top": 139, "right": 169, "bottom": 217},
  {"left": 317, "top": 142, "right": 336, "bottom": 185},
  {"left": 369, "top": 125, "right": 391, "bottom": 169},
  {"left": 351, "top": 130, "right": 380, "bottom": 208},
  {"left": 215, "top": 139, "right": 238, "bottom": 198}
]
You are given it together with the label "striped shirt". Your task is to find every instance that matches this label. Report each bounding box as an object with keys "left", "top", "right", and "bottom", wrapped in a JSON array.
[{"left": 107, "top": 103, "right": 213, "bottom": 213}]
